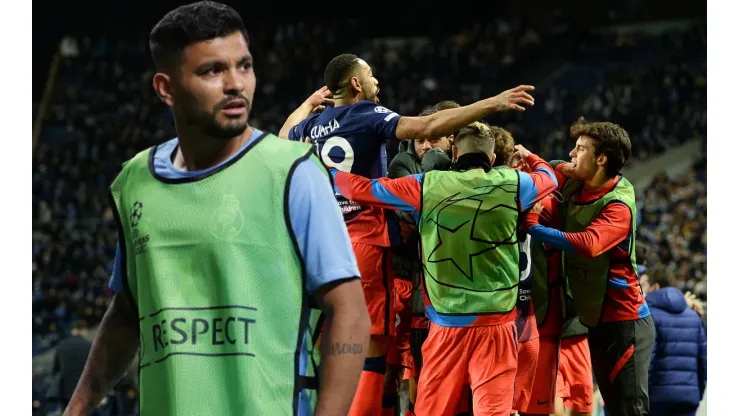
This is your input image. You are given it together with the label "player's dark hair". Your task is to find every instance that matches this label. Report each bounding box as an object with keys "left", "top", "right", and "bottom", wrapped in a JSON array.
[
  {"left": 433, "top": 100, "right": 461, "bottom": 111},
  {"left": 645, "top": 264, "right": 674, "bottom": 289},
  {"left": 149, "top": 1, "right": 249, "bottom": 72},
  {"left": 324, "top": 53, "right": 361, "bottom": 95},
  {"left": 569, "top": 117, "right": 632, "bottom": 178}
]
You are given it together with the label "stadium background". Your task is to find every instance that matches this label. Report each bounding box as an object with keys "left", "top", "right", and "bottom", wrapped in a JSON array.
[{"left": 32, "top": 1, "right": 707, "bottom": 414}]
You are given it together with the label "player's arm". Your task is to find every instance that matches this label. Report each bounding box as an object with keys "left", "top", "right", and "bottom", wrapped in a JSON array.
[
  {"left": 313, "top": 280, "right": 369, "bottom": 416},
  {"left": 526, "top": 203, "right": 632, "bottom": 257},
  {"left": 64, "top": 247, "right": 139, "bottom": 416},
  {"left": 329, "top": 168, "right": 423, "bottom": 217},
  {"left": 514, "top": 145, "right": 558, "bottom": 212},
  {"left": 287, "top": 160, "right": 370, "bottom": 416},
  {"left": 394, "top": 85, "right": 535, "bottom": 140},
  {"left": 546, "top": 160, "right": 571, "bottom": 192},
  {"left": 279, "top": 86, "right": 334, "bottom": 139}
]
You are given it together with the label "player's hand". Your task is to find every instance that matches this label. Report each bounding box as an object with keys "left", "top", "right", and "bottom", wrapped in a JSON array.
[
  {"left": 490, "top": 85, "right": 535, "bottom": 112},
  {"left": 304, "top": 86, "right": 334, "bottom": 113},
  {"left": 684, "top": 291, "right": 705, "bottom": 318},
  {"left": 302, "top": 137, "right": 312, "bottom": 144},
  {"left": 513, "top": 144, "right": 532, "bottom": 160},
  {"left": 559, "top": 162, "right": 577, "bottom": 178},
  {"left": 530, "top": 201, "right": 544, "bottom": 215}
]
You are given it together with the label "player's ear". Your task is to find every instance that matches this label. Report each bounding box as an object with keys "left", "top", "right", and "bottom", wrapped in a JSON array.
[
  {"left": 153, "top": 72, "right": 175, "bottom": 107},
  {"left": 490, "top": 153, "right": 497, "bottom": 166},
  {"left": 349, "top": 76, "right": 362, "bottom": 94},
  {"left": 596, "top": 153, "right": 608, "bottom": 168},
  {"left": 451, "top": 145, "right": 459, "bottom": 162}
]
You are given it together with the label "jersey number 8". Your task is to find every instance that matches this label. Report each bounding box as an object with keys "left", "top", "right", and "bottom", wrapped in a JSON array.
[{"left": 320, "top": 136, "right": 355, "bottom": 172}]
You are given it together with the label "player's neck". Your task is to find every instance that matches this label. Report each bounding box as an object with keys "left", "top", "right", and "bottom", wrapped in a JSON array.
[
  {"left": 173, "top": 127, "right": 254, "bottom": 172},
  {"left": 583, "top": 170, "right": 615, "bottom": 191},
  {"left": 332, "top": 94, "right": 363, "bottom": 107}
]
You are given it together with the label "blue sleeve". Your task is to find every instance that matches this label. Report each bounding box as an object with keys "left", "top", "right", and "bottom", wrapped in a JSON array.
[
  {"left": 528, "top": 225, "right": 575, "bottom": 253},
  {"left": 289, "top": 160, "right": 361, "bottom": 293},
  {"left": 517, "top": 169, "right": 556, "bottom": 211},
  {"left": 109, "top": 243, "right": 124, "bottom": 293},
  {"left": 357, "top": 102, "right": 400, "bottom": 142},
  {"left": 288, "top": 117, "right": 311, "bottom": 141}
]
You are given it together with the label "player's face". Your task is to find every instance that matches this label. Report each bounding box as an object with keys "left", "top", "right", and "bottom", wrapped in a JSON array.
[
  {"left": 173, "top": 32, "right": 255, "bottom": 139},
  {"left": 567, "top": 136, "right": 601, "bottom": 181},
  {"left": 414, "top": 135, "right": 452, "bottom": 159},
  {"left": 355, "top": 59, "right": 380, "bottom": 103}
]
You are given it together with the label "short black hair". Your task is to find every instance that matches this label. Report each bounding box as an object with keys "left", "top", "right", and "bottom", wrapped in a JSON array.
[
  {"left": 324, "top": 53, "right": 361, "bottom": 95},
  {"left": 149, "top": 1, "right": 249, "bottom": 72}
]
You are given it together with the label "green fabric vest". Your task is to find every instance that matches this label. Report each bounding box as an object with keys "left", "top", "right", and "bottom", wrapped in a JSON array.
[
  {"left": 560, "top": 176, "right": 638, "bottom": 328},
  {"left": 109, "top": 134, "right": 322, "bottom": 415},
  {"left": 419, "top": 168, "right": 520, "bottom": 315}
]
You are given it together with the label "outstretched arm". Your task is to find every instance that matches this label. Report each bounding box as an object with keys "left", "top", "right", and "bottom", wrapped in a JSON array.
[
  {"left": 394, "top": 85, "right": 535, "bottom": 140},
  {"left": 330, "top": 168, "right": 423, "bottom": 216}
]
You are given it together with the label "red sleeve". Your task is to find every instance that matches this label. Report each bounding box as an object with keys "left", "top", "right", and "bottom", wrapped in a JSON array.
[
  {"left": 331, "top": 170, "right": 422, "bottom": 214},
  {"left": 524, "top": 193, "right": 556, "bottom": 229},
  {"left": 563, "top": 203, "right": 632, "bottom": 257},
  {"left": 524, "top": 153, "right": 558, "bottom": 205}
]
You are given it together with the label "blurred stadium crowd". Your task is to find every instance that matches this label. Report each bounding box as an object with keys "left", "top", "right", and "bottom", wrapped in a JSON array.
[{"left": 32, "top": 9, "right": 705, "bottom": 415}]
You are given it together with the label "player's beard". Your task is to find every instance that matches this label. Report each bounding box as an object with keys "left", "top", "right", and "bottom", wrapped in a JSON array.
[{"left": 201, "top": 98, "right": 251, "bottom": 140}]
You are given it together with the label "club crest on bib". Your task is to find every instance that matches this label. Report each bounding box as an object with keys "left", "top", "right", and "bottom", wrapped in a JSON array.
[{"left": 211, "top": 194, "right": 245, "bottom": 239}]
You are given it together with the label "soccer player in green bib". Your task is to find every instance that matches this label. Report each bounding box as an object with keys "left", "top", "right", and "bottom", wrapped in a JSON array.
[
  {"left": 525, "top": 118, "right": 655, "bottom": 416},
  {"left": 63, "top": 3, "right": 370, "bottom": 416}
]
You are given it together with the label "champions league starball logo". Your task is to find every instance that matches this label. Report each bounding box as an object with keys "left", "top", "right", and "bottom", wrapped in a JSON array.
[
  {"left": 130, "top": 201, "right": 144, "bottom": 227},
  {"left": 422, "top": 184, "right": 519, "bottom": 285}
]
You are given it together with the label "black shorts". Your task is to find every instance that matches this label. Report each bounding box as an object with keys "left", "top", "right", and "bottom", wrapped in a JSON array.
[
  {"left": 589, "top": 316, "right": 655, "bottom": 416},
  {"left": 409, "top": 327, "right": 429, "bottom": 372}
]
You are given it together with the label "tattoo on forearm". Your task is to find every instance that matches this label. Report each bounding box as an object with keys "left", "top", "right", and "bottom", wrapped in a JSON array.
[{"left": 323, "top": 342, "right": 364, "bottom": 356}]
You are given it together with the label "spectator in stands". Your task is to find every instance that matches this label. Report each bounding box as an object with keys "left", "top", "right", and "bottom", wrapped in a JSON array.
[
  {"left": 642, "top": 264, "right": 707, "bottom": 416},
  {"left": 47, "top": 322, "right": 92, "bottom": 412},
  {"left": 638, "top": 158, "right": 707, "bottom": 298}
]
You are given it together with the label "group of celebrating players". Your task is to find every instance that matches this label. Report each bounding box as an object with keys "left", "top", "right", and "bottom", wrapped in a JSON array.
[
  {"left": 62, "top": 2, "right": 655, "bottom": 416},
  {"left": 280, "top": 50, "right": 653, "bottom": 416}
]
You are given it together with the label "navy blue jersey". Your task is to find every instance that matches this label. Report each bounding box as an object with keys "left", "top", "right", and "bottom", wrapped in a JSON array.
[
  {"left": 289, "top": 101, "right": 401, "bottom": 246},
  {"left": 288, "top": 100, "right": 400, "bottom": 178}
]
